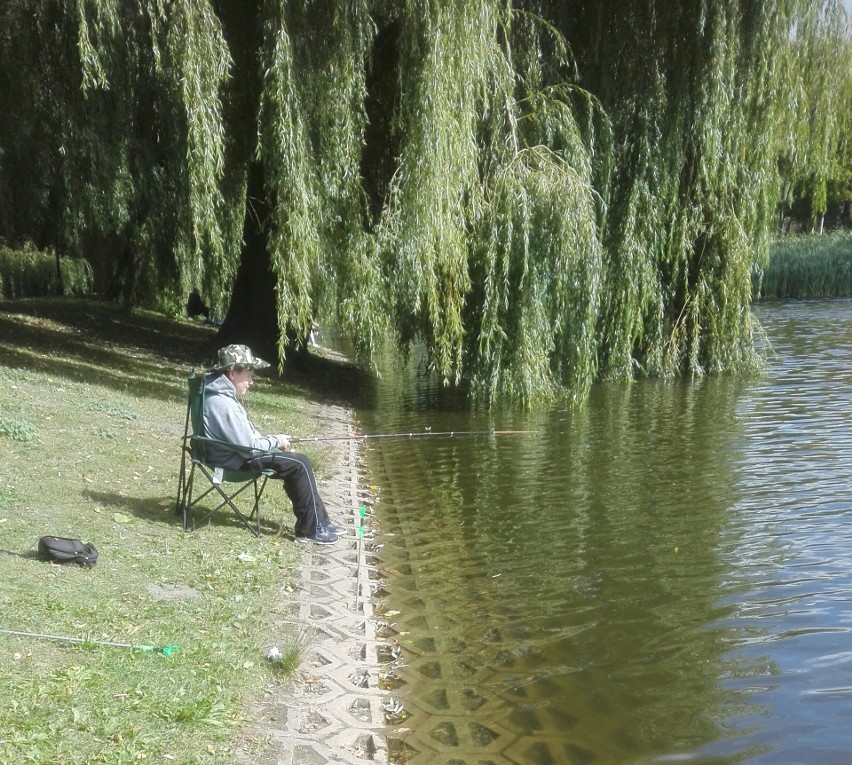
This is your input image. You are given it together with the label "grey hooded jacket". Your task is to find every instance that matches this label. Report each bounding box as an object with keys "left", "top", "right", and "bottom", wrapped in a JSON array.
[{"left": 202, "top": 373, "right": 281, "bottom": 469}]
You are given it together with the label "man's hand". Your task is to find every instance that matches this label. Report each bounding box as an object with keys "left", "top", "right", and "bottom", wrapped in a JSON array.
[{"left": 275, "top": 434, "right": 291, "bottom": 450}]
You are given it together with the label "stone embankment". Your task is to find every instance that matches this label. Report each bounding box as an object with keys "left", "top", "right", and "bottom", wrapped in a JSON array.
[{"left": 233, "top": 399, "right": 392, "bottom": 765}]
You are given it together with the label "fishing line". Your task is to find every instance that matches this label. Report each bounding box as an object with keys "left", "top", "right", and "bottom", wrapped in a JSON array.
[{"left": 291, "top": 429, "right": 537, "bottom": 444}]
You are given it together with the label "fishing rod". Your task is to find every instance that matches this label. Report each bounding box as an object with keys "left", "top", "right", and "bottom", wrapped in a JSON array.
[
  {"left": 0, "top": 628, "right": 179, "bottom": 656},
  {"left": 291, "top": 429, "right": 537, "bottom": 444}
]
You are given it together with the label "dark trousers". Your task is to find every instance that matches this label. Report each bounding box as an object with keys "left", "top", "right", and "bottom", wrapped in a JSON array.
[{"left": 245, "top": 452, "right": 329, "bottom": 536}]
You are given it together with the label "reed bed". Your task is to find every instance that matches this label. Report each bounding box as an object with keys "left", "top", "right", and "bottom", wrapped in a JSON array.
[{"left": 756, "top": 231, "right": 852, "bottom": 299}]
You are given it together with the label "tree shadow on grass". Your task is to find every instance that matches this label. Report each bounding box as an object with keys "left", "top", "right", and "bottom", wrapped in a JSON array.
[
  {"left": 0, "top": 297, "right": 217, "bottom": 402},
  {"left": 0, "top": 297, "right": 372, "bottom": 407},
  {"left": 281, "top": 346, "right": 373, "bottom": 409}
]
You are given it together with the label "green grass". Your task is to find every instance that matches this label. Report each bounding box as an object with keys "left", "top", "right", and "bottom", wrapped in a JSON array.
[
  {"left": 0, "top": 297, "right": 347, "bottom": 764},
  {"left": 755, "top": 230, "right": 852, "bottom": 299}
]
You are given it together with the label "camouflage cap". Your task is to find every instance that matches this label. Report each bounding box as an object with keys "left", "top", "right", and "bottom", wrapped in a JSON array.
[{"left": 213, "top": 344, "right": 271, "bottom": 372}]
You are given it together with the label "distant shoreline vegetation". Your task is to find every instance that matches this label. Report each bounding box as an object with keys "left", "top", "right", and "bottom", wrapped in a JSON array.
[
  {"left": 755, "top": 230, "right": 852, "bottom": 300},
  {"left": 2, "top": 232, "right": 849, "bottom": 306}
]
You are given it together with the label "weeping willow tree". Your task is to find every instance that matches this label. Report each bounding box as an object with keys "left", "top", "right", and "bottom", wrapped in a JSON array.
[{"left": 0, "top": 0, "right": 848, "bottom": 405}]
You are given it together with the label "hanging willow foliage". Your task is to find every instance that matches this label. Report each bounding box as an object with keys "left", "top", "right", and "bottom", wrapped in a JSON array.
[
  {"left": 0, "top": 0, "right": 848, "bottom": 404},
  {"left": 379, "top": 0, "right": 489, "bottom": 381},
  {"left": 0, "top": 0, "right": 234, "bottom": 307},
  {"left": 377, "top": 1, "right": 604, "bottom": 404},
  {"left": 575, "top": 0, "right": 850, "bottom": 385},
  {"left": 467, "top": 9, "right": 607, "bottom": 405},
  {"left": 258, "top": 0, "right": 379, "bottom": 356},
  {"left": 157, "top": 0, "right": 231, "bottom": 297},
  {"left": 779, "top": 0, "right": 851, "bottom": 228}
]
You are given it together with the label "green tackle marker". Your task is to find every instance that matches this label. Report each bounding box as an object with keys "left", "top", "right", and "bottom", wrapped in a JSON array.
[{"left": 354, "top": 505, "right": 367, "bottom": 610}]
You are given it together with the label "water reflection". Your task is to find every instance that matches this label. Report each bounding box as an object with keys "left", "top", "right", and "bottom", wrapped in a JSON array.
[{"left": 355, "top": 298, "right": 852, "bottom": 764}]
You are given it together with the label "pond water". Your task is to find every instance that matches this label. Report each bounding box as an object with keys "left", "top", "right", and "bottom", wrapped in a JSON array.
[{"left": 353, "top": 298, "right": 852, "bottom": 764}]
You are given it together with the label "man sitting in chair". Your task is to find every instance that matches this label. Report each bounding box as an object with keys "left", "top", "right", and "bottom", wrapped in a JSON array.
[{"left": 203, "top": 344, "right": 340, "bottom": 544}]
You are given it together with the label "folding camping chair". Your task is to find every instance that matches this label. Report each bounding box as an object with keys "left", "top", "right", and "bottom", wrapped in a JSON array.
[{"left": 175, "top": 371, "right": 275, "bottom": 537}]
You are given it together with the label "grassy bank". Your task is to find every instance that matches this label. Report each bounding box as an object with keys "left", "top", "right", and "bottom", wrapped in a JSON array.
[
  {"left": 0, "top": 298, "right": 343, "bottom": 764},
  {"left": 756, "top": 230, "right": 852, "bottom": 299}
]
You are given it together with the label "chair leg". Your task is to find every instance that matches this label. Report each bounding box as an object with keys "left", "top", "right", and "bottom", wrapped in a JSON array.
[
  {"left": 248, "top": 476, "right": 269, "bottom": 537},
  {"left": 177, "top": 446, "right": 206, "bottom": 534},
  {"left": 176, "top": 452, "right": 187, "bottom": 517},
  {"left": 182, "top": 466, "right": 197, "bottom": 532},
  {"left": 189, "top": 465, "right": 262, "bottom": 538}
]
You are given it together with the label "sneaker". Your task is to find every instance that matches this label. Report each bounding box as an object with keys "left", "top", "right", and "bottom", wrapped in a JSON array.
[
  {"left": 325, "top": 522, "right": 348, "bottom": 536},
  {"left": 295, "top": 525, "right": 338, "bottom": 545}
]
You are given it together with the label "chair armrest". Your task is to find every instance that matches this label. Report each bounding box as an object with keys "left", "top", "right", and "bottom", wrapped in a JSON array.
[
  {"left": 188, "top": 435, "right": 283, "bottom": 459},
  {"left": 189, "top": 434, "right": 255, "bottom": 458}
]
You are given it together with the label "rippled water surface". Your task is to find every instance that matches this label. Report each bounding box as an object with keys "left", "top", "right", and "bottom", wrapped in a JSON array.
[{"left": 353, "top": 299, "right": 852, "bottom": 764}]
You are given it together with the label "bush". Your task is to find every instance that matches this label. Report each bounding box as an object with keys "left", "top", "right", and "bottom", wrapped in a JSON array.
[{"left": 0, "top": 242, "right": 93, "bottom": 298}]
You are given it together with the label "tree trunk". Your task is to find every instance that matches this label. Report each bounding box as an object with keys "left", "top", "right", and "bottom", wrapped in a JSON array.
[
  {"left": 213, "top": 0, "right": 284, "bottom": 363},
  {"left": 216, "top": 161, "right": 281, "bottom": 362}
]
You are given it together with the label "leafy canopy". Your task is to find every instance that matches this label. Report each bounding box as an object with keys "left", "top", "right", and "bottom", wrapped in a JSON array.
[{"left": 0, "top": 0, "right": 848, "bottom": 405}]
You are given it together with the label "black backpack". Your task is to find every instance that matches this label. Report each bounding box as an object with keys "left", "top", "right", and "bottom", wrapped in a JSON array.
[{"left": 37, "top": 536, "right": 99, "bottom": 567}]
